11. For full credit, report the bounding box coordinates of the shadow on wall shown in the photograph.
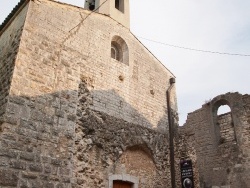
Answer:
[1,87,170,145]
[90,89,153,129]
[75,79,171,187]
[0,86,171,187]
[90,88,171,131]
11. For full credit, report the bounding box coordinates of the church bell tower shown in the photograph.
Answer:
[84,0,130,29]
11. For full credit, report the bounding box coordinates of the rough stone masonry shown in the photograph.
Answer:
[1,0,250,188]
[179,92,250,188]
[0,0,178,187]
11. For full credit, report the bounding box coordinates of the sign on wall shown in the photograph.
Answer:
[180,159,194,188]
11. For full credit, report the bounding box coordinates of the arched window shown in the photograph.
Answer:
[111,42,120,61]
[217,105,231,116]
[213,100,236,144]
[109,174,138,188]
[111,35,129,65]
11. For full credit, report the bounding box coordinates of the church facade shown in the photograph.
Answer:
[1,1,250,188]
[0,0,178,187]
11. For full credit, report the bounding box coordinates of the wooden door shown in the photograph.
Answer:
[113,180,133,188]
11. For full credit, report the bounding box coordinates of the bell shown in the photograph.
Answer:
[89,4,95,10]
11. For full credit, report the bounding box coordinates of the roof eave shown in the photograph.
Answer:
[0,0,29,36]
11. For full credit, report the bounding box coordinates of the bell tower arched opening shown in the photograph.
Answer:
[84,0,130,28]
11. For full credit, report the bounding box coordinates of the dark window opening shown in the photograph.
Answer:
[115,0,120,10]
[89,0,95,10]
[113,180,133,188]
[111,41,121,61]
[111,45,119,60]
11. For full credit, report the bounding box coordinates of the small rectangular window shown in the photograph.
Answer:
[88,0,95,11]
[115,0,124,12]
[115,0,120,10]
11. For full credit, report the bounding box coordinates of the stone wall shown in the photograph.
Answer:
[74,77,170,187]
[176,125,200,188]
[217,112,236,143]
[0,0,176,187]
[0,3,28,123]
[180,92,250,188]
[1,90,76,187]
[2,1,250,188]
[16,0,176,130]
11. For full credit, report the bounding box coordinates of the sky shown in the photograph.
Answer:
[1,0,250,125]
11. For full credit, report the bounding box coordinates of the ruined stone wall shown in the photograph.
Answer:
[74,78,170,187]
[0,0,176,187]
[0,4,28,122]
[180,92,250,188]
[217,113,236,143]
[175,125,200,188]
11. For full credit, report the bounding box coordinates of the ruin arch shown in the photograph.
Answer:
[212,99,236,144]
[111,145,157,187]
[217,105,231,116]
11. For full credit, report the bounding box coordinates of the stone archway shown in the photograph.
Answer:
[212,99,236,144]
[109,174,138,188]
[113,180,133,188]
[111,145,157,188]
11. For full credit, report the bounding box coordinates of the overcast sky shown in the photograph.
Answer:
[1,0,250,125]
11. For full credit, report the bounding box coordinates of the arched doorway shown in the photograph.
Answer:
[109,174,138,188]
[113,180,133,188]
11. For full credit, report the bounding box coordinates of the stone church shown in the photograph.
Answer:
[0,0,178,187]
[1,0,250,188]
